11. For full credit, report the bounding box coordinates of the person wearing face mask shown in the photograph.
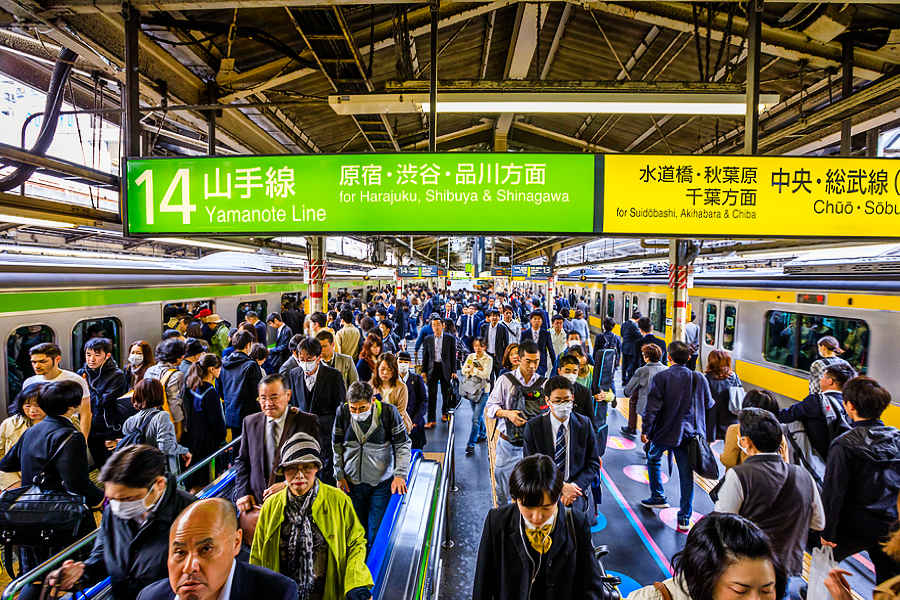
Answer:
[333,381,411,550]
[524,376,600,520]
[396,351,427,451]
[473,454,606,600]
[125,342,155,390]
[46,445,195,600]
[251,432,374,600]
[713,408,823,597]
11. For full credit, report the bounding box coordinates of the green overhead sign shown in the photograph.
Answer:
[124,153,598,236]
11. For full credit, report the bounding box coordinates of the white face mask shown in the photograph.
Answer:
[398,363,410,376]
[738,436,749,455]
[551,401,573,421]
[560,372,578,384]
[110,487,153,520]
[300,360,317,374]
[567,340,581,348]
[522,508,557,531]
[128,354,143,367]
[350,408,372,422]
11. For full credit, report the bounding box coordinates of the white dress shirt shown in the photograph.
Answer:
[486,368,541,435]
[433,335,443,362]
[487,324,498,354]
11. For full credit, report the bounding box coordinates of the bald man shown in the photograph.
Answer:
[137,498,297,600]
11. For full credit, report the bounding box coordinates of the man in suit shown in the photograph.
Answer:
[266,312,293,371]
[442,299,459,323]
[234,373,319,515]
[244,311,268,346]
[315,329,359,388]
[479,308,509,377]
[457,304,482,352]
[421,313,459,428]
[287,336,346,485]
[620,311,643,384]
[524,375,601,520]
[520,310,554,376]
[637,316,668,365]
[278,334,303,378]
[136,498,298,600]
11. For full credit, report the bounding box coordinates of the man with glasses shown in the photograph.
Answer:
[234,374,319,516]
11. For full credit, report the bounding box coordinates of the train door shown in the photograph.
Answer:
[701,300,739,366]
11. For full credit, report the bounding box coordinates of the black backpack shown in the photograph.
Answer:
[115,409,159,451]
[502,373,547,446]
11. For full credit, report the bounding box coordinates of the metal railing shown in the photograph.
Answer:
[1,437,242,600]
[422,410,455,600]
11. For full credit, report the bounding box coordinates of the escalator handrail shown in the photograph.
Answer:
[1,437,242,600]
[422,412,454,599]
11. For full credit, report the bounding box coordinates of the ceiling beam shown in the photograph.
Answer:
[511,121,615,153]
[495,3,548,152]
[404,121,494,150]
[585,1,894,80]
[540,3,571,81]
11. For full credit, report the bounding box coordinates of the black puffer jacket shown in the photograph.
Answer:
[78,358,129,436]
[221,350,262,429]
[83,475,194,600]
[823,419,900,556]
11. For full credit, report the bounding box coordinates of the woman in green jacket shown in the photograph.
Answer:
[250,431,374,600]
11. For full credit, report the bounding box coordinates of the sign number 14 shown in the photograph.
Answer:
[134,168,197,225]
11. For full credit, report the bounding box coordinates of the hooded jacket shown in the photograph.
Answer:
[221,350,263,429]
[78,358,128,436]
[822,419,900,556]
[83,474,195,600]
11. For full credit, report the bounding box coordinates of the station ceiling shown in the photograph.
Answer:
[0,0,898,266]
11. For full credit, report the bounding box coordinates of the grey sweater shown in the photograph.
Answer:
[623,361,667,416]
[122,409,189,473]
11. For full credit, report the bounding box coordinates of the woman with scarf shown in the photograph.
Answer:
[251,432,374,600]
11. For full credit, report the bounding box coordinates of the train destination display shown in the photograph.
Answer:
[125,153,900,239]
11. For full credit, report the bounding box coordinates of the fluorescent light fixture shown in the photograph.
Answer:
[149,237,256,253]
[0,214,77,229]
[330,92,780,116]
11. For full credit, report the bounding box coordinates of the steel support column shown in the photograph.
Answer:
[308,236,327,316]
[841,38,854,156]
[866,128,879,157]
[743,0,761,155]
[669,240,687,343]
[428,1,438,153]
[123,4,141,158]
[207,111,216,155]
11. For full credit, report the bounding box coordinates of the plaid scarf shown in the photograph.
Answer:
[282,480,319,600]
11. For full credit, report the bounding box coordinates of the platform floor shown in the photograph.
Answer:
[436,393,877,600]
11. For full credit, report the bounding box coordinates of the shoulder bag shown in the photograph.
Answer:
[685,372,720,480]
[0,433,91,546]
[727,375,746,416]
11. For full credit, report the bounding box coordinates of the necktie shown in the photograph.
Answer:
[466,316,471,337]
[524,524,553,554]
[266,419,278,474]
[555,423,567,475]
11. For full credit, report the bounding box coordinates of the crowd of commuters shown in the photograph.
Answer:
[0,285,896,600]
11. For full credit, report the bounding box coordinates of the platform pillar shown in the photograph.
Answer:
[123,3,141,159]
[669,240,698,343]
[308,236,326,317]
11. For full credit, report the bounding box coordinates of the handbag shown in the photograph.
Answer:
[684,373,720,480]
[459,375,485,402]
[0,433,91,546]
[238,505,261,546]
[728,383,746,416]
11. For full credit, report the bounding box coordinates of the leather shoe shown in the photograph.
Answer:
[424,421,436,429]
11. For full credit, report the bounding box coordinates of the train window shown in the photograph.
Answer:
[632,295,640,317]
[72,317,122,372]
[723,305,737,351]
[7,325,55,399]
[281,293,301,310]
[163,300,215,332]
[623,296,631,322]
[237,300,268,325]
[606,294,615,319]
[764,311,868,374]
[648,298,666,332]
[705,304,718,346]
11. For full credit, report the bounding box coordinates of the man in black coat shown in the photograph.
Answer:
[637,316,668,365]
[136,498,298,600]
[234,373,319,514]
[421,313,459,427]
[78,336,129,468]
[398,351,428,450]
[519,310,554,376]
[524,376,600,520]
[286,337,345,485]
[265,312,293,371]
[473,455,607,600]
[48,446,195,600]
[620,311,643,383]
[479,308,509,377]
[221,331,262,438]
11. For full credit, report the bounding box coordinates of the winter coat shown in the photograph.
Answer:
[221,351,262,429]
[79,358,128,436]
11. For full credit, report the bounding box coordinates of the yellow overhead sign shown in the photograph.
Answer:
[602,155,900,238]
